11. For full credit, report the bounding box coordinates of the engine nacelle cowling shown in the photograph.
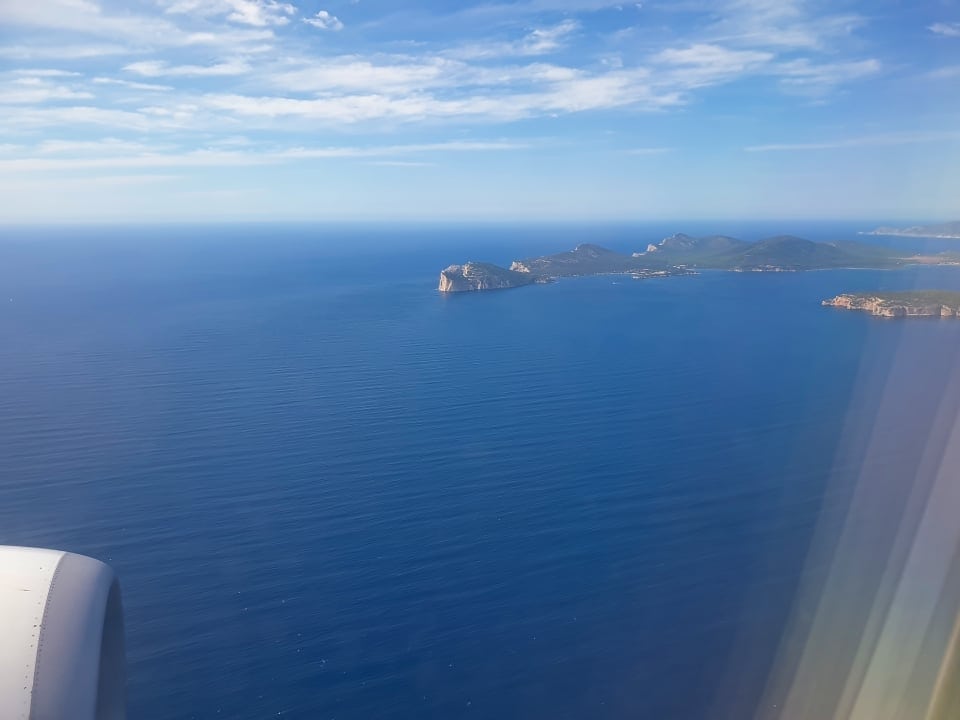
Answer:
[0,546,126,720]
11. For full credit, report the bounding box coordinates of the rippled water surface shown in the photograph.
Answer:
[2,223,959,719]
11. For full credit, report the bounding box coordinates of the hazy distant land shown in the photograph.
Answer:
[823,291,960,318]
[860,221,960,239]
[438,233,960,292]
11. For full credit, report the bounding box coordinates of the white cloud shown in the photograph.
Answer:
[649,41,878,97]
[268,57,583,95]
[449,20,580,59]
[93,77,174,91]
[200,66,679,124]
[0,0,277,50]
[775,58,881,94]
[162,0,296,27]
[0,140,531,172]
[35,138,169,155]
[0,105,181,131]
[0,174,181,193]
[655,43,772,70]
[745,130,960,152]
[652,44,773,89]
[365,160,435,167]
[123,60,251,77]
[517,19,580,54]
[0,44,133,60]
[927,65,960,80]
[303,10,343,31]
[929,22,960,38]
[6,68,81,78]
[706,0,864,50]
[270,58,456,93]
[0,77,94,104]
[1,0,175,37]
[202,70,681,124]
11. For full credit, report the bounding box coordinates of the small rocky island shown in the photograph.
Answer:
[823,291,960,318]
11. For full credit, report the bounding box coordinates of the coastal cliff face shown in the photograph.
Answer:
[438,262,538,292]
[823,294,960,318]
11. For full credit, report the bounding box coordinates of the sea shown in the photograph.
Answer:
[2,221,959,719]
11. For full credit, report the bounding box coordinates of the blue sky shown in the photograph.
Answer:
[0,0,958,222]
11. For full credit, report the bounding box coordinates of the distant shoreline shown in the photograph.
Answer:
[859,231,960,240]
[439,234,960,292]
[859,221,960,240]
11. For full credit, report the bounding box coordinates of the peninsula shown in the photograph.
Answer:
[860,222,960,240]
[822,291,960,318]
[438,233,953,292]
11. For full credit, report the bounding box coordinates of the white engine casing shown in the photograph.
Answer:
[0,546,125,720]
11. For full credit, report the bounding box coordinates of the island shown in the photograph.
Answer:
[822,291,960,318]
[860,222,960,240]
[438,262,541,292]
[438,233,960,293]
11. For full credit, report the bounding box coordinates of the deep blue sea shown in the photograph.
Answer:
[2,222,960,719]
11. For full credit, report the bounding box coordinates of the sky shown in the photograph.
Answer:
[0,0,958,222]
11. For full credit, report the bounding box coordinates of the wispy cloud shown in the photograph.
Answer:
[745,130,960,152]
[0,140,532,172]
[162,0,296,27]
[706,0,865,50]
[303,10,343,31]
[926,65,960,80]
[775,58,881,94]
[0,43,133,60]
[0,77,93,105]
[929,22,960,38]
[200,67,680,124]
[654,43,772,83]
[0,0,276,48]
[124,60,251,77]
[267,57,463,94]
[364,160,436,167]
[1,105,180,131]
[35,138,172,154]
[92,77,174,92]
[0,174,181,193]
[626,147,673,155]
[7,68,81,78]
[449,20,580,59]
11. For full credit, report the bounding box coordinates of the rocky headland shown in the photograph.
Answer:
[822,291,960,318]
[438,262,541,292]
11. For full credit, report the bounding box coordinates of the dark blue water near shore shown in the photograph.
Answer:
[2,223,960,719]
